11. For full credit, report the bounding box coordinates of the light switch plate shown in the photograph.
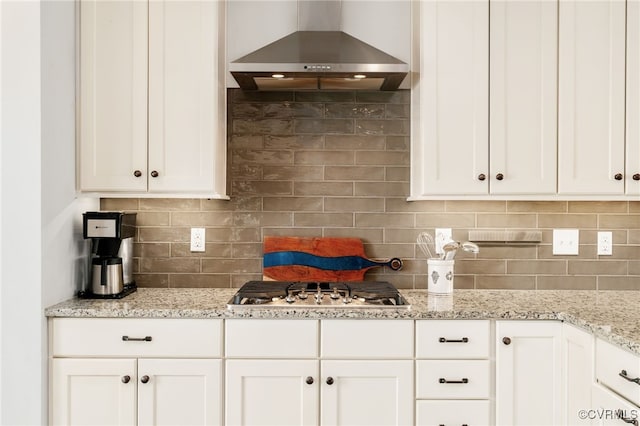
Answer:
[552,229,579,255]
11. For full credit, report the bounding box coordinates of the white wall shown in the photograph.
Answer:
[1,1,98,423]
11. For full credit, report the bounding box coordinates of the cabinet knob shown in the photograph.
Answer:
[615,173,623,181]
[496,173,504,181]
[150,171,159,178]
[326,377,334,385]
[502,337,511,345]
[133,170,142,178]
[140,375,150,384]
[633,174,640,181]
[121,375,131,384]
[478,174,486,181]
[305,376,314,385]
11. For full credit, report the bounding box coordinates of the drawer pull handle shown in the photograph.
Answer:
[619,370,640,385]
[439,337,469,343]
[439,424,469,426]
[122,336,152,342]
[616,410,639,425]
[439,378,469,384]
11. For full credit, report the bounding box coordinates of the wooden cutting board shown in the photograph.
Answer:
[263,236,402,282]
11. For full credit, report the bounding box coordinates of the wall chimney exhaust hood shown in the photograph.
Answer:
[229,0,409,91]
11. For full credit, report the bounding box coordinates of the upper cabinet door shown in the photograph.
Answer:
[490,0,558,195]
[148,0,225,195]
[628,0,640,196]
[558,0,626,195]
[78,0,148,192]
[411,0,489,197]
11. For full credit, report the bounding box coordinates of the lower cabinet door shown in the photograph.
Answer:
[137,359,222,426]
[51,358,137,426]
[225,359,319,426]
[416,400,491,426]
[591,384,640,426]
[321,360,413,426]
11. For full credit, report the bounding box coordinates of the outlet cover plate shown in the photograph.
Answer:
[190,228,205,252]
[435,228,452,255]
[597,231,613,255]
[552,229,579,255]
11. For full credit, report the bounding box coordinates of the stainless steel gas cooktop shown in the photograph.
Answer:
[227,281,410,310]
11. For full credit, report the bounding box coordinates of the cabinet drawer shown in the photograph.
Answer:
[416,360,490,399]
[225,319,318,358]
[416,320,490,359]
[416,400,491,426]
[51,318,222,357]
[596,338,640,406]
[321,320,413,359]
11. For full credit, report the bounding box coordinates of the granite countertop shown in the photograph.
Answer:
[45,288,640,355]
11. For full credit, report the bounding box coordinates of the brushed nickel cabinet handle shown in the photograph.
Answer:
[478,174,486,181]
[133,170,142,177]
[140,375,150,384]
[496,173,504,181]
[633,174,640,181]
[503,337,511,345]
[305,376,314,385]
[121,375,131,384]
[150,170,159,178]
[326,377,334,385]
[615,173,623,181]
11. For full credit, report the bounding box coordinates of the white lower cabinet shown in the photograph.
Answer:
[225,359,319,426]
[321,360,413,426]
[49,318,223,426]
[415,320,492,426]
[563,323,594,425]
[224,319,414,426]
[496,320,563,425]
[591,383,640,426]
[416,400,491,426]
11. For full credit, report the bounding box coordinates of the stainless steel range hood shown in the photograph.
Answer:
[229,1,409,91]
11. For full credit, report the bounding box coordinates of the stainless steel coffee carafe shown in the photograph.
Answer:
[91,257,124,295]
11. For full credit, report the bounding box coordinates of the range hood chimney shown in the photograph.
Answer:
[229,0,409,91]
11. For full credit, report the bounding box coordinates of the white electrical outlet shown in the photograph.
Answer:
[552,229,579,255]
[435,228,453,255]
[190,228,205,252]
[597,231,613,255]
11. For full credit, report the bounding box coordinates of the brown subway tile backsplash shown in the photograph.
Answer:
[101,89,640,290]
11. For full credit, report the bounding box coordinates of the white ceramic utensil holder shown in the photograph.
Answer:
[427,259,454,294]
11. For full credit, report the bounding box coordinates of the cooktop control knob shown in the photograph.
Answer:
[330,288,341,300]
[285,291,296,304]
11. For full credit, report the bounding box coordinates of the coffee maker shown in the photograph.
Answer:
[81,211,137,298]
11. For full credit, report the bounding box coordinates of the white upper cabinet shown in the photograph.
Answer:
[412,0,557,198]
[628,0,640,196]
[78,1,148,193]
[411,0,489,196]
[558,0,626,195]
[78,0,227,198]
[490,0,558,195]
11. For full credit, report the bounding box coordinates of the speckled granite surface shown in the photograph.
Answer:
[45,288,640,355]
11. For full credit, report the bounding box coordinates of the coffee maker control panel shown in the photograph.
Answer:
[83,212,136,239]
